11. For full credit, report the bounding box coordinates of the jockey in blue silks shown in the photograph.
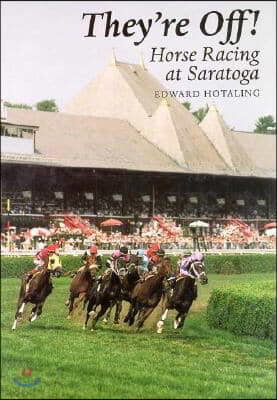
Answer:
[179,251,204,276]
[136,249,149,274]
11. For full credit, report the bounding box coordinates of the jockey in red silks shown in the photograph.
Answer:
[179,252,204,276]
[147,246,165,272]
[147,243,160,260]
[33,244,60,273]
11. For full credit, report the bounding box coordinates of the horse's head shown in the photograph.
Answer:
[157,256,173,278]
[189,261,208,285]
[84,254,97,269]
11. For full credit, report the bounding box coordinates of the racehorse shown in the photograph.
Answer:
[83,268,122,331]
[123,257,173,330]
[156,261,208,334]
[103,258,141,324]
[66,254,99,319]
[12,264,55,330]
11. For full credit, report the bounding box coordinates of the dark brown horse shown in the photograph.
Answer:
[66,254,99,319]
[123,257,173,330]
[12,265,54,330]
[156,261,208,334]
[103,259,141,324]
[83,269,122,331]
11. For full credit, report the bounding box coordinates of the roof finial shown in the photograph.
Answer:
[109,48,117,66]
[139,51,146,70]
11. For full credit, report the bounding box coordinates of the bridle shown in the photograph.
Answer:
[187,262,206,281]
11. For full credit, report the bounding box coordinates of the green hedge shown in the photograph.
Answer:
[1,254,276,278]
[207,280,276,340]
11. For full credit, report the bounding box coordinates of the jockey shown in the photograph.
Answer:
[136,249,149,275]
[147,243,160,260]
[179,251,204,276]
[27,243,60,283]
[106,246,129,272]
[33,243,59,271]
[148,248,165,272]
[77,245,102,273]
[81,245,98,261]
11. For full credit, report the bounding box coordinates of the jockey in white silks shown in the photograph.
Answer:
[179,251,205,276]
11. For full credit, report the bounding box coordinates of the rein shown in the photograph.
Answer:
[190,263,206,280]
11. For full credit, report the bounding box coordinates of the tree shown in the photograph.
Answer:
[182,102,191,111]
[254,115,276,134]
[36,99,58,112]
[192,105,209,123]
[182,102,209,122]
[4,101,32,110]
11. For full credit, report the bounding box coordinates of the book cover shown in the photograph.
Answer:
[1,1,276,399]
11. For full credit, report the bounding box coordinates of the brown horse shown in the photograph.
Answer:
[123,257,173,330]
[12,265,54,330]
[66,254,99,319]
[156,261,208,334]
[83,269,122,331]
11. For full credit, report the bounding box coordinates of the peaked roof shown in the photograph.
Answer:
[142,99,231,175]
[3,108,185,173]
[2,57,275,179]
[63,59,163,132]
[199,105,257,175]
[235,131,276,176]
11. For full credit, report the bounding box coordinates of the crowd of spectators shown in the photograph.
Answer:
[1,215,276,253]
[2,189,274,220]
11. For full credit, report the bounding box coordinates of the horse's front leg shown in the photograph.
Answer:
[83,296,98,329]
[174,302,192,329]
[75,292,86,315]
[136,306,155,330]
[128,303,139,327]
[157,308,169,334]
[29,304,39,323]
[67,293,75,320]
[12,300,26,330]
[123,302,133,323]
[91,302,110,331]
[103,301,114,324]
[113,300,122,324]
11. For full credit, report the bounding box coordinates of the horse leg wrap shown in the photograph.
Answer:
[19,302,25,314]
[89,310,96,318]
[30,312,37,322]
[12,320,17,330]
[157,320,164,334]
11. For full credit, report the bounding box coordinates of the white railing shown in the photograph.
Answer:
[1,248,276,257]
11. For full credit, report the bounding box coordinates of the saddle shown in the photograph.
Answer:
[139,273,156,283]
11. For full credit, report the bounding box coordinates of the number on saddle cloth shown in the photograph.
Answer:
[47,254,62,271]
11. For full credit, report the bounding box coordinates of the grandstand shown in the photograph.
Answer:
[1,55,276,233]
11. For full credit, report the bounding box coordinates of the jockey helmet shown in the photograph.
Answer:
[47,244,57,253]
[156,248,165,257]
[90,245,98,254]
[120,246,128,255]
[191,252,204,262]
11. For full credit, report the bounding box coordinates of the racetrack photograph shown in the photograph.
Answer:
[1,254,276,399]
